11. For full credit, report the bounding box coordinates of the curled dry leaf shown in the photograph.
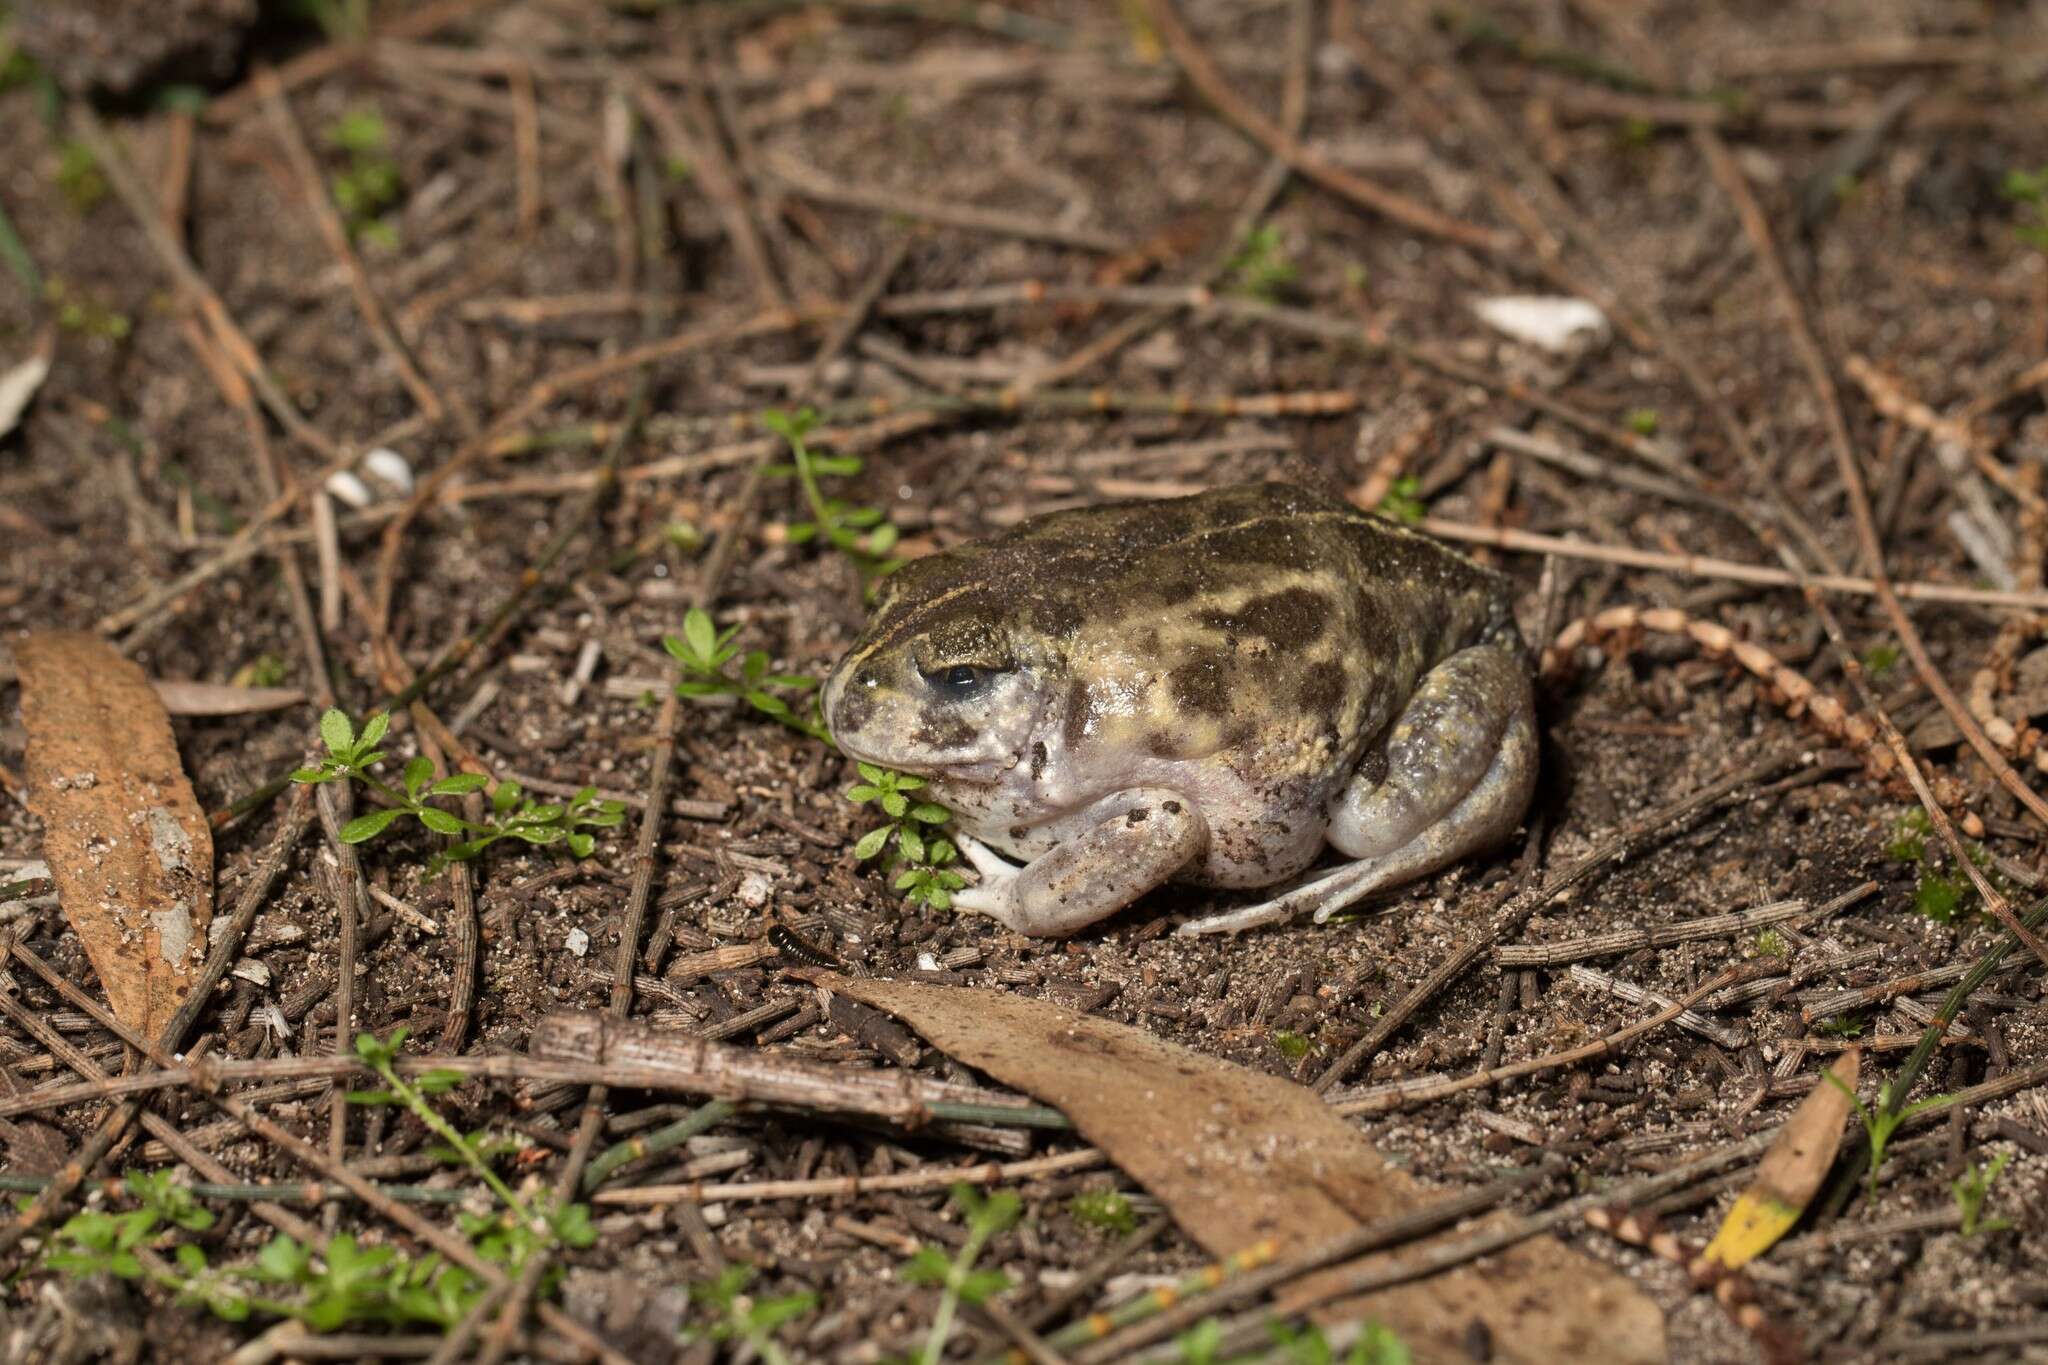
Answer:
[16,633,214,1040]
[1703,1049,1860,1271]
[151,679,307,716]
[823,974,1663,1363]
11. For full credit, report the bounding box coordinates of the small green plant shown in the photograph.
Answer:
[44,277,130,340]
[324,106,402,247]
[1176,1318,1225,1364]
[1815,1013,1864,1039]
[1913,871,1967,923]
[54,139,105,212]
[845,763,965,910]
[680,1264,815,1365]
[1272,1029,1312,1061]
[901,1184,1021,1365]
[1825,1071,1954,1203]
[762,407,904,586]
[292,709,625,865]
[2003,166,2048,253]
[1374,475,1426,525]
[1952,1151,2014,1236]
[665,608,828,741]
[1224,224,1298,302]
[1753,929,1788,958]
[1861,642,1901,679]
[1068,1189,1138,1237]
[233,653,290,689]
[1271,1318,1412,1365]
[1625,408,1660,437]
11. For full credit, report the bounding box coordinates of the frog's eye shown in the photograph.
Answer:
[921,663,998,700]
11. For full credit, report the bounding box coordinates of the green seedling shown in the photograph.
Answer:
[44,277,130,340]
[1069,1189,1139,1237]
[292,708,625,866]
[1861,642,1900,679]
[1753,929,1788,958]
[233,653,289,689]
[1952,1151,2014,1236]
[55,139,105,212]
[324,105,402,247]
[665,607,829,742]
[1225,224,1298,302]
[1914,872,1967,923]
[1375,475,1426,526]
[845,763,965,910]
[761,406,905,586]
[901,1184,1021,1365]
[1273,1029,1312,1061]
[1271,1318,1412,1365]
[1815,1014,1864,1039]
[2003,166,2048,253]
[680,1264,816,1365]
[1824,1070,1953,1204]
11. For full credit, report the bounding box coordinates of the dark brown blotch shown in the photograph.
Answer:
[1297,659,1345,716]
[1168,654,1233,717]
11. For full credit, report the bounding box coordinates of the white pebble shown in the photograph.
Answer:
[1472,295,1610,354]
[737,871,774,909]
[362,447,415,493]
[324,470,374,508]
[565,927,590,957]
[916,952,940,972]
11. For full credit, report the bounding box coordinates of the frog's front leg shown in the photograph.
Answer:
[952,789,1208,937]
[1178,642,1535,935]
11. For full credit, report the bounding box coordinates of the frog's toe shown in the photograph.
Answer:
[953,832,1021,882]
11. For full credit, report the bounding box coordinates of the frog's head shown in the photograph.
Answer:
[823,553,1054,784]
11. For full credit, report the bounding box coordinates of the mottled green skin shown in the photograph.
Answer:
[824,482,1526,893]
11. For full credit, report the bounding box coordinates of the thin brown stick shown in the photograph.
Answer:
[256,66,460,429]
[1140,0,1508,254]
[632,75,788,311]
[593,1148,1105,1206]
[762,151,1127,253]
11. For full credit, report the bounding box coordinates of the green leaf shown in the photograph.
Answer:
[429,773,488,796]
[568,832,595,859]
[552,1202,598,1248]
[853,825,893,860]
[492,780,521,814]
[900,1247,951,1286]
[416,807,467,836]
[898,825,925,863]
[845,784,883,804]
[339,807,404,843]
[683,609,716,663]
[345,1088,398,1105]
[955,1267,1010,1305]
[403,756,434,798]
[748,1290,818,1333]
[291,766,333,784]
[881,791,908,819]
[786,521,819,544]
[743,651,769,684]
[174,1242,208,1275]
[320,708,354,755]
[254,1236,311,1284]
[745,691,791,718]
[908,802,950,824]
[857,763,886,783]
[675,679,729,698]
[359,711,391,748]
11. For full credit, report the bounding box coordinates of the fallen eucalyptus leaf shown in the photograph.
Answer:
[17,633,214,1039]
[151,679,307,716]
[1703,1049,1859,1270]
[822,974,1663,1363]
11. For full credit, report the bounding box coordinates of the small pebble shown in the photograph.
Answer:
[565,927,590,957]
[362,447,414,493]
[324,470,374,509]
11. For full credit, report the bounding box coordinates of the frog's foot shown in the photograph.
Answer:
[948,791,1206,937]
[1177,642,1537,936]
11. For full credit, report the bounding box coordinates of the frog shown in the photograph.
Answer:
[820,481,1537,936]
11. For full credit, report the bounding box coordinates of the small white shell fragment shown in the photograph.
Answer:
[231,960,272,987]
[565,927,590,957]
[916,951,940,972]
[324,470,374,508]
[362,447,414,493]
[1472,295,1610,354]
[737,870,773,909]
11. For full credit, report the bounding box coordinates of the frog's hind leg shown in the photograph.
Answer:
[1177,644,1535,936]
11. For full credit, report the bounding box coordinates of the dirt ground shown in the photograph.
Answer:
[3,0,2048,1360]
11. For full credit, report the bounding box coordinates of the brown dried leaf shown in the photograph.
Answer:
[17,633,214,1040]
[1703,1048,1859,1270]
[825,974,1663,1363]
[151,680,307,716]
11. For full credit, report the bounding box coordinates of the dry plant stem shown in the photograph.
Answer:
[313,780,370,1225]
[1074,1164,1557,1363]
[1495,884,1875,967]
[69,106,343,463]
[592,1148,1106,1207]
[1694,130,2048,971]
[201,0,495,125]
[1417,519,2048,611]
[0,785,315,1259]
[1140,0,1510,254]
[257,66,455,428]
[762,152,1127,253]
[419,726,480,1053]
[1310,745,1810,1090]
